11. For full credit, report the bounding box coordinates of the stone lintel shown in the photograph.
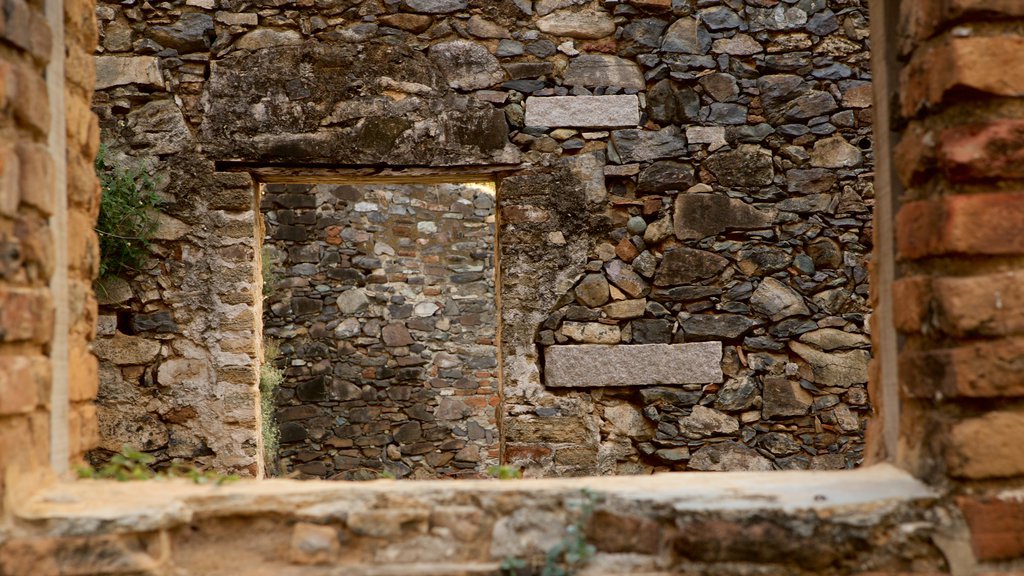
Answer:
[544,342,723,387]
[525,95,640,129]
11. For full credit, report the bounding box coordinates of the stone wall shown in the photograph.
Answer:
[88,0,875,476]
[0,0,100,503]
[262,182,500,479]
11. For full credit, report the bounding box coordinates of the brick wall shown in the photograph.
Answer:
[891,0,1024,565]
[0,0,100,510]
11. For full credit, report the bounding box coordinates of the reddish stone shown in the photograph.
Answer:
[324,225,342,245]
[958,495,1024,561]
[896,193,1024,259]
[939,119,1024,182]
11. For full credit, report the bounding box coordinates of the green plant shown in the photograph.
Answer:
[77,445,239,485]
[487,464,523,479]
[94,146,161,279]
[260,340,284,475]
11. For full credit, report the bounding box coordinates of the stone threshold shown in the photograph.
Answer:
[17,464,935,537]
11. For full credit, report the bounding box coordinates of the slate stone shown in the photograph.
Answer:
[789,341,869,387]
[402,0,468,13]
[525,95,640,128]
[504,62,554,79]
[749,277,809,320]
[784,91,838,120]
[130,311,179,333]
[700,6,742,30]
[762,376,812,418]
[699,73,739,102]
[650,285,724,302]
[786,168,836,194]
[610,127,688,163]
[707,103,748,125]
[807,9,839,36]
[429,40,505,90]
[678,405,739,439]
[674,194,776,240]
[603,259,650,298]
[737,247,792,275]
[715,376,760,411]
[654,247,729,286]
[297,377,329,402]
[777,193,832,213]
[631,319,674,344]
[761,432,802,456]
[647,80,700,124]
[563,54,645,89]
[662,17,711,54]
[680,314,760,340]
[798,328,870,351]
[148,13,214,53]
[704,145,774,187]
[806,237,843,269]
[640,387,702,407]
[382,323,415,346]
[545,343,724,387]
[757,74,807,123]
[688,441,773,471]
[637,161,695,193]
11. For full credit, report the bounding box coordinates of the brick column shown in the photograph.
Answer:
[889,0,1024,564]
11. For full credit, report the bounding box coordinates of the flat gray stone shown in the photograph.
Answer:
[429,40,505,90]
[525,95,639,129]
[95,56,163,90]
[545,343,723,387]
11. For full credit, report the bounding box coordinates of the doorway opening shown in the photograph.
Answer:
[258,180,500,479]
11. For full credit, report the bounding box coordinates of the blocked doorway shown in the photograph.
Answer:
[260,181,500,479]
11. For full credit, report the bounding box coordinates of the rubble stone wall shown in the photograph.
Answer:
[89,0,875,476]
[262,182,500,479]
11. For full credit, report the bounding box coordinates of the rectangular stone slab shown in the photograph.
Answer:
[525,95,640,129]
[545,343,723,387]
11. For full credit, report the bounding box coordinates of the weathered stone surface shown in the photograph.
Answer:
[654,248,728,286]
[798,328,869,351]
[604,259,650,298]
[715,376,761,411]
[563,55,645,89]
[678,405,739,438]
[789,341,869,387]
[429,40,504,90]
[705,145,774,187]
[648,80,700,124]
[810,135,863,168]
[762,377,813,418]
[689,441,773,471]
[95,56,163,90]
[148,12,214,53]
[575,273,610,308]
[662,17,711,54]
[562,321,620,344]
[336,289,370,315]
[749,278,809,321]
[402,0,467,13]
[536,10,616,39]
[637,161,694,193]
[545,343,724,387]
[603,298,646,319]
[525,95,640,129]
[92,334,161,366]
[680,314,760,340]
[674,194,776,240]
[234,28,303,50]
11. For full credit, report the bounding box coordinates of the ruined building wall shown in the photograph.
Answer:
[89,0,874,476]
[0,0,100,507]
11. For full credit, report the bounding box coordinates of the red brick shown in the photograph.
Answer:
[901,0,1024,46]
[893,122,935,188]
[896,193,1024,259]
[16,141,54,216]
[902,337,1024,398]
[901,37,1024,118]
[0,286,52,344]
[948,410,1024,478]
[892,276,933,334]
[939,120,1024,182]
[958,495,1024,561]
[0,355,46,415]
[933,272,1024,337]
